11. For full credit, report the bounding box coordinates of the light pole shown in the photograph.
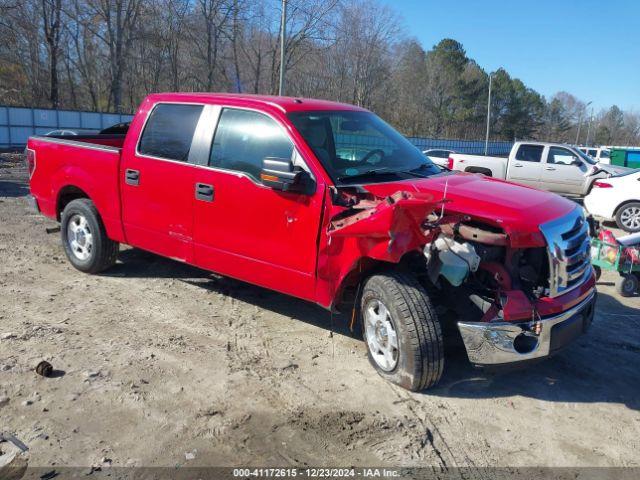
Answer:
[484,72,493,156]
[585,108,594,146]
[575,101,592,145]
[278,0,287,96]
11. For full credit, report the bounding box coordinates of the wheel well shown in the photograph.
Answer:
[56,186,89,221]
[332,258,387,313]
[465,167,493,176]
[332,253,426,313]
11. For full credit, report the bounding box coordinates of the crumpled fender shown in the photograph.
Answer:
[315,190,438,309]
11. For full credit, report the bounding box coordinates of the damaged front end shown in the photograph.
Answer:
[321,185,596,367]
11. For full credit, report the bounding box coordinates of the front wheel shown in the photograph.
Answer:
[61,198,119,273]
[360,271,444,391]
[615,202,640,233]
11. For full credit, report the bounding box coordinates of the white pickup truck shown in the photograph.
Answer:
[447,141,627,196]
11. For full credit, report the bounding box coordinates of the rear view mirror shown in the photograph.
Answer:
[260,157,312,194]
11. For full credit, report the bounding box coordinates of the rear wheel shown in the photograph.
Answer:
[61,198,119,273]
[615,274,638,297]
[360,271,443,391]
[615,202,640,233]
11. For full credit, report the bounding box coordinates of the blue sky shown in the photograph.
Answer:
[379,0,640,111]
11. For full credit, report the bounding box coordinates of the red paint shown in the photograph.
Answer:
[535,274,596,317]
[28,92,595,319]
[364,173,577,248]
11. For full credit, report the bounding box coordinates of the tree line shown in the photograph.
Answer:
[0,0,638,145]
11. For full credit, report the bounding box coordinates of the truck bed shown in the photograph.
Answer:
[42,134,126,149]
[27,134,126,242]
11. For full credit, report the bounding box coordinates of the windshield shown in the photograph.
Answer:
[288,110,440,184]
[574,148,597,165]
[601,149,611,158]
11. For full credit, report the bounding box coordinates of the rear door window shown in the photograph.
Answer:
[515,144,544,162]
[209,108,293,181]
[138,103,204,161]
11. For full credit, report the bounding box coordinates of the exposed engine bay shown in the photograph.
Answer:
[328,186,551,325]
[421,211,551,323]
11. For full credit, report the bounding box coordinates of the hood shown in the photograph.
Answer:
[600,164,631,175]
[361,172,578,248]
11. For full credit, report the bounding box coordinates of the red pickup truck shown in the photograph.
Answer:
[27,93,596,391]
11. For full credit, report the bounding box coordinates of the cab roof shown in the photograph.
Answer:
[144,92,368,114]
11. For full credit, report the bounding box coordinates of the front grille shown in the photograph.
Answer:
[539,207,592,298]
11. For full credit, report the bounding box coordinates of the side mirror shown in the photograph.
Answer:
[260,157,312,194]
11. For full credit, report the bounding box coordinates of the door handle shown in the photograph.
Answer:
[513,163,523,167]
[125,169,140,186]
[195,183,214,202]
[545,167,556,171]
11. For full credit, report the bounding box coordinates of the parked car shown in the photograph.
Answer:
[448,141,628,196]
[99,122,130,135]
[423,148,455,167]
[26,93,596,391]
[45,129,77,136]
[584,170,640,232]
[578,146,611,164]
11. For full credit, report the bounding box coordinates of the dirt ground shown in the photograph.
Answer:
[1,154,639,473]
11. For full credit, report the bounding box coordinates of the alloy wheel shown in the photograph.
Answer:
[363,298,399,372]
[66,213,93,261]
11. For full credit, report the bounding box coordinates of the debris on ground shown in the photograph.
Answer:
[35,361,53,377]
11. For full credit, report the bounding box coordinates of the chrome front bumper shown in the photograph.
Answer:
[457,290,596,366]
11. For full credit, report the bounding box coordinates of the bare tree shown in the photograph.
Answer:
[1,0,638,147]
[42,0,63,108]
[191,0,233,91]
[89,0,144,112]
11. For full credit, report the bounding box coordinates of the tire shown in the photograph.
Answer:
[615,274,638,297]
[60,198,119,273]
[360,271,444,391]
[615,202,640,233]
[593,265,602,281]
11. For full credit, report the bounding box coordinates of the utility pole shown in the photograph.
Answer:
[585,108,594,146]
[575,101,592,145]
[278,0,287,96]
[484,73,492,156]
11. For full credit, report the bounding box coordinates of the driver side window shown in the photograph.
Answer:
[209,108,293,181]
[547,147,578,166]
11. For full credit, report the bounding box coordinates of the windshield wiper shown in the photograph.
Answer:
[404,163,443,177]
[337,168,399,183]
